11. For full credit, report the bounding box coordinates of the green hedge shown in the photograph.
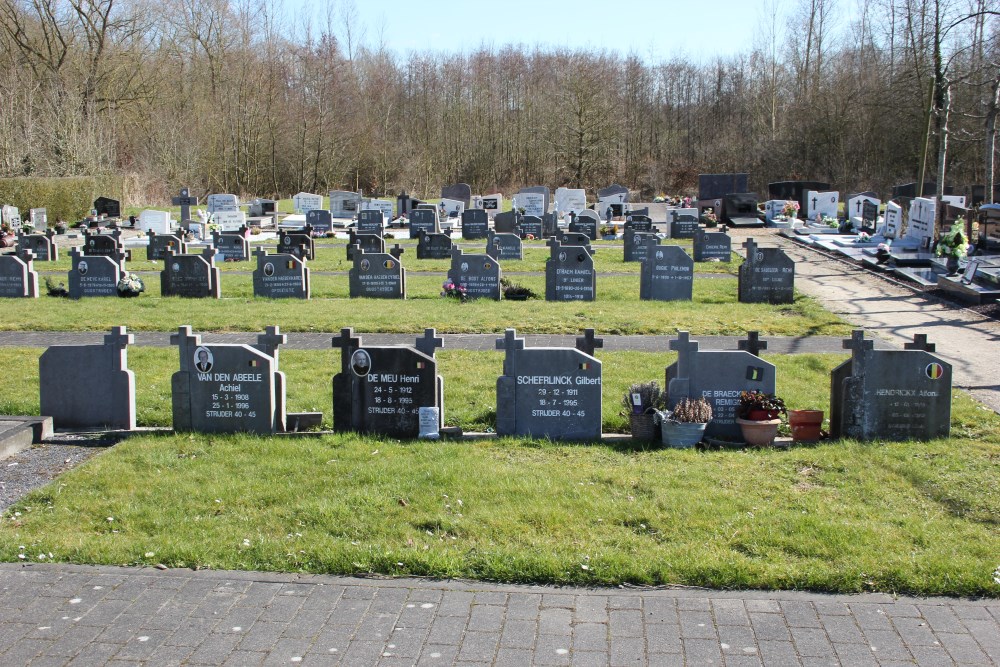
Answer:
[0,176,125,225]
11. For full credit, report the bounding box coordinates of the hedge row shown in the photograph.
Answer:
[0,176,125,225]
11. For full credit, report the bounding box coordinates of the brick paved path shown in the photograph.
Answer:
[1,564,996,666]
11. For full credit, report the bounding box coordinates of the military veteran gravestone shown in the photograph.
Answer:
[276,226,315,261]
[738,238,794,304]
[146,230,187,261]
[349,245,406,299]
[519,215,543,239]
[447,248,502,300]
[830,331,951,441]
[171,325,284,434]
[0,251,39,298]
[346,231,385,260]
[83,229,124,257]
[306,209,333,235]
[409,208,439,236]
[623,227,660,262]
[486,230,523,261]
[495,328,602,441]
[39,326,136,430]
[693,227,732,262]
[17,230,57,262]
[417,229,454,259]
[640,244,693,301]
[665,331,777,440]
[160,248,221,298]
[212,230,250,261]
[669,210,700,238]
[356,209,385,235]
[331,328,445,438]
[68,247,123,298]
[569,217,598,240]
[461,209,489,239]
[252,247,310,299]
[545,238,596,301]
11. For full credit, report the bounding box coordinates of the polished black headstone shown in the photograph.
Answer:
[623,228,659,262]
[160,248,221,298]
[461,209,489,239]
[252,248,310,299]
[417,230,454,259]
[349,245,406,299]
[693,228,732,262]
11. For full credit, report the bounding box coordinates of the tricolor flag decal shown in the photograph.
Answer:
[925,363,944,380]
[416,361,426,369]
[579,363,590,370]
[746,366,764,382]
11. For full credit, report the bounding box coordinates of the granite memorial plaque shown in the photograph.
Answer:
[640,244,693,301]
[0,251,39,298]
[623,228,659,262]
[738,238,794,304]
[331,328,444,438]
[93,197,121,218]
[252,247,310,299]
[447,248,501,300]
[146,231,187,261]
[68,247,122,298]
[417,230,454,259]
[495,328,602,440]
[346,231,385,260]
[545,238,596,301]
[161,248,221,298]
[212,230,250,261]
[461,209,489,239]
[569,218,598,240]
[306,209,333,234]
[693,227,732,262]
[349,245,406,299]
[519,215,543,239]
[486,230,523,261]
[409,208,440,236]
[356,209,385,235]
[493,211,518,234]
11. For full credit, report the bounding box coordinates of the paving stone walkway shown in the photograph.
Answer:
[0,564,996,666]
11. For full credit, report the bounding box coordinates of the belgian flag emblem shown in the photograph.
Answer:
[746,366,764,382]
[579,363,590,370]
[925,363,944,380]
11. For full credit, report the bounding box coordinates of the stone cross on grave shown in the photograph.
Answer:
[904,333,936,352]
[856,199,863,215]
[742,238,758,264]
[575,328,604,357]
[255,325,287,366]
[331,327,362,374]
[496,328,525,376]
[104,326,134,372]
[171,187,198,223]
[842,329,874,374]
[738,331,768,357]
[670,331,700,381]
[170,325,202,368]
[811,195,818,211]
[390,244,405,260]
[415,328,443,358]
[201,246,218,262]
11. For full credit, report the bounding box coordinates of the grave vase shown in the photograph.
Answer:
[945,255,959,276]
[735,418,781,447]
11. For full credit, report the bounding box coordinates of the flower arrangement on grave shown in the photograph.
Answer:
[525,234,535,240]
[781,200,800,218]
[206,222,221,234]
[856,231,872,243]
[500,277,536,300]
[822,216,838,228]
[654,397,713,448]
[600,225,615,237]
[935,219,968,260]
[116,272,145,297]
[621,381,665,442]
[737,391,787,420]
[875,241,892,263]
[701,210,718,226]
[440,279,467,302]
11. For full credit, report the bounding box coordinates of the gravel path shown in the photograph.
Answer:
[0,434,113,511]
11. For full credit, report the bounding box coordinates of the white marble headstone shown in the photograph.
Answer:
[362,198,394,221]
[555,188,587,219]
[206,193,239,214]
[904,197,936,247]
[293,192,324,214]
[138,209,173,234]
[214,209,246,232]
[805,191,840,219]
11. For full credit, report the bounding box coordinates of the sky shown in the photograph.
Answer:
[311,0,771,63]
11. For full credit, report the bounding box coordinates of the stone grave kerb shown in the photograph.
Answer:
[738,331,768,357]
[904,333,936,352]
[575,329,604,357]
[390,244,405,260]
[255,325,287,367]
[170,326,202,369]
[496,328,526,376]
[416,328,444,358]
[104,326,134,373]
[332,327,362,375]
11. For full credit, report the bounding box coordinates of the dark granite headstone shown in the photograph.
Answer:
[417,230,454,259]
[624,217,653,232]
[212,231,250,261]
[862,200,878,229]
[559,232,593,249]
[252,247,310,299]
[640,244,693,301]
[830,331,952,441]
[349,245,406,299]
[722,193,760,226]
[486,230,523,261]
[693,228,732,262]
[698,173,749,200]
[146,231,187,261]
[16,230,57,262]
[409,209,439,236]
[461,209,489,239]
[160,248,221,298]
[738,238,794,304]
[0,251,39,297]
[306,209,333,234]
[441,183,472,208]
[68,247,123,298]
[545,238,596,301]
[346,231,385,260]
[171,325,283,434]
[447,248,502,300]
[665,331,777,440]
[495,328,602,440]
[519,215,543,239]
[541,212,559,238]
[569,218,598,240]
[39,326,135,429]
[356,209,384,235]
[493,210,518,234]
[623,228,660,262]
[276,226,315,261]
[331,328,444,438]
[83,229,124,257]
[93,197,122,219]
[670,212,699,238]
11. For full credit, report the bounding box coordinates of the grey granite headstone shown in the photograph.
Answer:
[68,247,123,298]
[576,209,601,227]
[409,209,440,236]
[545,238,595,301]
[331,328,444,438]
[212,231,250,261]
[417,230,454,259]
[461,209,489,239]
[441,183,472,208]
[670,212,699,239]
[447,248,502,300]
[346,231,385,260]
[349,245,406,299]
[569,219,597,240]
[495,328,602,440]
[623,228,660,262]
[486,230,522,261]
[625,216,653,231]
[83,229,124,257]
[559,231,593,249]
[306,209,333,234]
[39,326,135,429]
[640,244,693,301]
[0,251,39,298]
[16,230,57,262]
[665,331,776,440]
[493,211,518,234]
[519,215,543,239]
[330,190,362,218]
[252,247,310,299]
[276,226,315,261]
[356,209,384,235]
[738,238,795,304]
[147,231,187,261]
[830,331,951,441]
[161,248,221,298]
[693,228,732,262]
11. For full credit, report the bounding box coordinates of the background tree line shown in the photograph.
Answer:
[0,0,997,204]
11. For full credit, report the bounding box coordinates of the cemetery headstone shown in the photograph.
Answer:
[16,230,57,261]
[622,228,660,262]
[493,210,518,234]
[480,194,502,216]
[519,215,543,239]
[93,197,121,219]
[83,229,124,257]
[0,251,39,298]
[68,247,123,298]
[160,248,221,298]
[138,209,172,234]
[516,187,549,217]
[486,230,523,261]
[495,328,602,440]
[170,325,283,434]
[146,231,187,261]
[597,184,630,218]
[699,173,749,200]
[206,193,239,214]
[356,209,384,235]
[330,190,362,218]
[693,227,732,262]
[903,197,936,248]
[293,192,324,214]
[248,199,276,217]
[417,230,454,259]
[461,209,489,239]
[409,208,440,236]
[861,201,879,230]
[349,245,406,299]
[545,238,596,301]
[346,231,385,260]
[304,209,333,235]
[670,211,700,238]
[721,195,759,226]
[665,331,777,440]
[214,209,247,232]
[805,190,840,219]
[847,193,880,222]
[569,217,598,240]
[396,191,424,217]
[441,183,472,208]
[738,238,794,304]
[559,231,593,249]
[252,247,310,299]
[640,244,693,301]
[29,208,47,227]
[1,204,21,227]
[171,188,198,223]
[554,188,587,219]
[331,328,445,438]
[624,216,653,231]
[39,326,136,429]
[212,230,250,261]
[438,198,465,220]
[362,199,394,222]
[447,248,502,300]
[883,201,902,239]
[830,331,951,441]
[276,226,315,261]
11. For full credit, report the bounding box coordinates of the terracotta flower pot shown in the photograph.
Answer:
[788,409,824,443]
[735,418,781,447]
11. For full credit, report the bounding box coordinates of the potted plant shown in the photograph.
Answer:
[116,272,145,298]
[622,381,664,442]
[935,218,968,275]
[701,210,718,227]
[0,222,13,248]
[788,409,824,443]
[600,225,616,239]
[875,241,892,264]
[53,219,68,234]
[655,397,712,448]
[735,390,786,447]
